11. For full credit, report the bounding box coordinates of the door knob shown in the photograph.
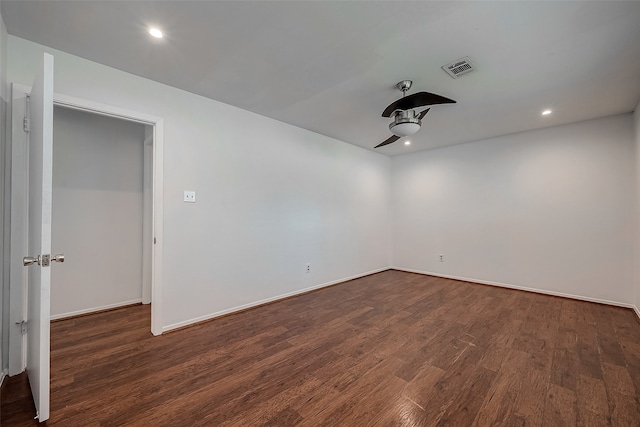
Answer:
[23,254,64,266]
[23,256,40,266]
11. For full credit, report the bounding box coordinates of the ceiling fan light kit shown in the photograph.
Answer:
[389,109,421,136]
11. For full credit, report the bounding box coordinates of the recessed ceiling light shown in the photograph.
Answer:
[542,109,552,116]
[149,28,163,39]
[404,140,411,146]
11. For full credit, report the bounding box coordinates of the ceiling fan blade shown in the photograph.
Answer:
[374,135,400,148]
[417,108,431,120]
[382,92,455,117]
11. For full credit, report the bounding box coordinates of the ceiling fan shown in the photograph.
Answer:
[375,80,456,148]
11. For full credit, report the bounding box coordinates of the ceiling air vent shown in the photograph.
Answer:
[442,57,475,79]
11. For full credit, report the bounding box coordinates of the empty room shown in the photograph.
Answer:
[1,1,640,426]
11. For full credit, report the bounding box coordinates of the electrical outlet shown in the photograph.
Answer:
[306,263,311,273]
[184,191,196,203]
[439,254,444,262]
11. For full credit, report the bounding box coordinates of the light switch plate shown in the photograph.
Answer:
[184,191,196,203]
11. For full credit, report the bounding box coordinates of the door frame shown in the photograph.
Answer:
[8,84,164,374]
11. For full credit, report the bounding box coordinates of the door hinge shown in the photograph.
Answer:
[16,320,27,335]
[23,117,30,133]
[154,237,156,244]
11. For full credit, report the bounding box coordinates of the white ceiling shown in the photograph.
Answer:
[2,1,640,155]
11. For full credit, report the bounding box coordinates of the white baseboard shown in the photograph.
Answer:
[392,267,636,309]
[633,305,640,321]
[163,267,390,333]
[50,299,143,320]
[0,369,7,388]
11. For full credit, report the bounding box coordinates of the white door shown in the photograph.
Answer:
[23,52,56,423]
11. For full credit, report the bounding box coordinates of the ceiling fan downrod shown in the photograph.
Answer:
[397,80,412,96]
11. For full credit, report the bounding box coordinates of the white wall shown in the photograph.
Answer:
[7,36,391,330]
[392,114,636,305]
[51,106,145,318]
[634,101,640,312]
[0,9,7,377]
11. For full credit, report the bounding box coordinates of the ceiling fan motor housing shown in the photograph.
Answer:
[397,80,413,92]
[389,109,421,136]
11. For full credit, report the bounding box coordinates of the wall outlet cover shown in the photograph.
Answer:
[184,191,196,203]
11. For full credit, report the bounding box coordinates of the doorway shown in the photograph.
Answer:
[50,106,151,319]
[8,85,164,376]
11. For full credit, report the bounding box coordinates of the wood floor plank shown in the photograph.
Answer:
[300,356,406,425]
[577,410,611,427]
[621,340,640,394]
[401,345,487,425]
[543,384,577,426]
[551,348,581,391]
[608,390,640,427]
[434,366,496,426]
[512,364,549,426]
[576,329,605,380]
[478,345,510,373]
[222,376,324,426]
[598,334,627,367]
[2,270,640,426]
[403,364,446,404]
[331,370,407,426]
[472,349,529,426]
[602,362,636,397]
[576,374,611,421]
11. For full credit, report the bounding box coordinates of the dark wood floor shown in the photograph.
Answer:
[2,270,640,426]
